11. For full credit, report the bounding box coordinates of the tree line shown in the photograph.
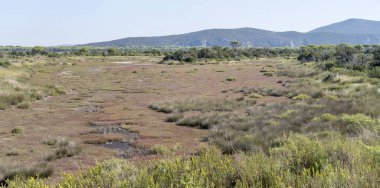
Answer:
[163,44,380,78]
[1,44,379,78]
[0,46,173,58]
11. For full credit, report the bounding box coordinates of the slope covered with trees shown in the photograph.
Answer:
[84,19,380,47]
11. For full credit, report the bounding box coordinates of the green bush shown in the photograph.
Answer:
[8,143,380,188]
[336,113,378,136]
[3,162,53,181]
[150,98,255,114]
[11,127,23,135]
[292,93,311,100]
[165,113,184,122]
[150,145,169,155]
[17,102,30,109]
[0,60,11,67]
[226,77,236,81]
[367,67,380,78]
[46,141,81,161]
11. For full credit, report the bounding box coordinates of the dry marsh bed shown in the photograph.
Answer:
[0,57,285,182]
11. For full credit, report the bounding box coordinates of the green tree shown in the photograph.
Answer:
[107,48,120,56]
[32,46,47,55]
[230,41,240,60]
[372,47,380,67]
[78,47,89,56]
[335,44,356,67]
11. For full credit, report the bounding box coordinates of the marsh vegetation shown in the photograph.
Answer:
[1,46,379,187]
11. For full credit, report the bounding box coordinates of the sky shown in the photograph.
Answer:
[1,0,380,46]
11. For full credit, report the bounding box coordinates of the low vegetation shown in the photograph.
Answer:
[0,58,65,110]
[7,144,379,187]
[11,127,23,135]
[45,139,81,161]
[2,162,53,183]
[150,98,256,114]
[2,46,380,187]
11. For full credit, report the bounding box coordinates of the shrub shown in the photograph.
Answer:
[11,127,23,135]
[242,87,288,97]
[248,93,263,98]
[43,137,65,146]
[177,114,223,129]
[6,151,20,156]
[45,85,65,96]
[226,77,236,81]
[263,72,274,77]
[336,113,378,136]
[165,113,184,122]
[8,144,379,188]
[151,98,256,114]
[0,60,11,67]
[150,145,169,155]
[16,102,30,109]
[46,141,81,161]
[367,67,380,78]
[320,113,338,121]
[3,162,53,181]
[0,92,26,106]
[292,93,311,100]
[270,135,327,174]
[0,103,6,110]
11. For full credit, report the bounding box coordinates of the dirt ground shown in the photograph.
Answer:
[0,56,287,178]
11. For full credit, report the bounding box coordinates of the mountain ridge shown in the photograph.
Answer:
[83,18,380,47]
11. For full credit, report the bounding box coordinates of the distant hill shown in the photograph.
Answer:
[309,18,380,35]
[83,19,380,47]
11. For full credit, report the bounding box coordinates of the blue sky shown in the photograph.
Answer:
[1,0,380,46]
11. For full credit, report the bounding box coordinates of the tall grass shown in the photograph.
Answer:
[0,64,64,110]
[7,141,379,187]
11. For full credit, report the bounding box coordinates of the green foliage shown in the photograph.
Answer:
[150,98,256,113]
[150,145,169,155]
[77,47,89,56]
[371,46,380,67]
[292,93,311,100]
[226,77,236,81]
[31,46,47,55]
[248,93,263,98]
[367,67,380,78]
[163,66,380,154]
[0,60,11,67]
[3,162,53,182]
[337,113,379,136]
[17,102,30,109]
[8,143,380,188]
[165,113,184,122]
[334,44,357,66]
[45,140,81,161]
[11,127,23,135]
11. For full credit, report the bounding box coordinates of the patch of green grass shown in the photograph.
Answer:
[248,93,263,98]
[292,93,311,101]
[150,145,169,155]
[225,77,236,81]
